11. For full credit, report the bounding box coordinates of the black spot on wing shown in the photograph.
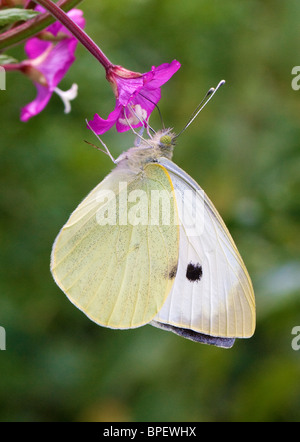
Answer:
[168,264,178,280]
[186,262,202,282]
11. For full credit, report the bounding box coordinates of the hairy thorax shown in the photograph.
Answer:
[115,130,176,172]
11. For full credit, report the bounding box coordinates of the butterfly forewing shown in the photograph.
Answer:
[51,163,179,329]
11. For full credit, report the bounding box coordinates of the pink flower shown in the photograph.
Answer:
[88,60,181,134]
[19,7,85,121]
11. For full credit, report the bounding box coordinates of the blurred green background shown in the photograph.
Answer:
[1,0,300,422]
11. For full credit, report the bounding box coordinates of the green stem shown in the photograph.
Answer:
[0,0,83,51]
[33,0,112,69]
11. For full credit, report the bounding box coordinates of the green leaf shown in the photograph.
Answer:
[0,54,18,64]
[0,8,40,26]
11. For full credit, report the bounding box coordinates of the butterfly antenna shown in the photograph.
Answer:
[85,119,116,164]
[175,79,226,138]
[84,139,110,156]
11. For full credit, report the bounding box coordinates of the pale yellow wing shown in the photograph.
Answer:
[152,158,256,339]
[51,163,179,329]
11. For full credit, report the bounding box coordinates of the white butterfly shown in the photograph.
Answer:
[51,83,255,348]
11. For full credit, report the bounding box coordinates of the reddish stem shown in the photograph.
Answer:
[33,0,112,70]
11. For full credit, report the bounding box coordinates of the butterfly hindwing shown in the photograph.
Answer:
[51,163,179,329]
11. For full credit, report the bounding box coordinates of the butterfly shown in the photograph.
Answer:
[51,81,255,348]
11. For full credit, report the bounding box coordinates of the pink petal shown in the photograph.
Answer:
[37,39,77,89]
[25,9,85,60]
[130,87,161,117]
[21,8,85,121]
[143,60,181,89]
[25,37,51,60]
[20,83,52,122]
[88,106,122,135]
[115,106,145,132]
[116,76,144,106]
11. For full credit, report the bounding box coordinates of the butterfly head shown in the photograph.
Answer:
[143,129,176,161]
[158,132,176,149]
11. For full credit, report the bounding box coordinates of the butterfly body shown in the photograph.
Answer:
[51,129,255,348]
[114,130,175,170]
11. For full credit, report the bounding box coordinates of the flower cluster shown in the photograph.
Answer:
[1,6,85,121]
[20,7,85,121]
[0,2,180,134]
